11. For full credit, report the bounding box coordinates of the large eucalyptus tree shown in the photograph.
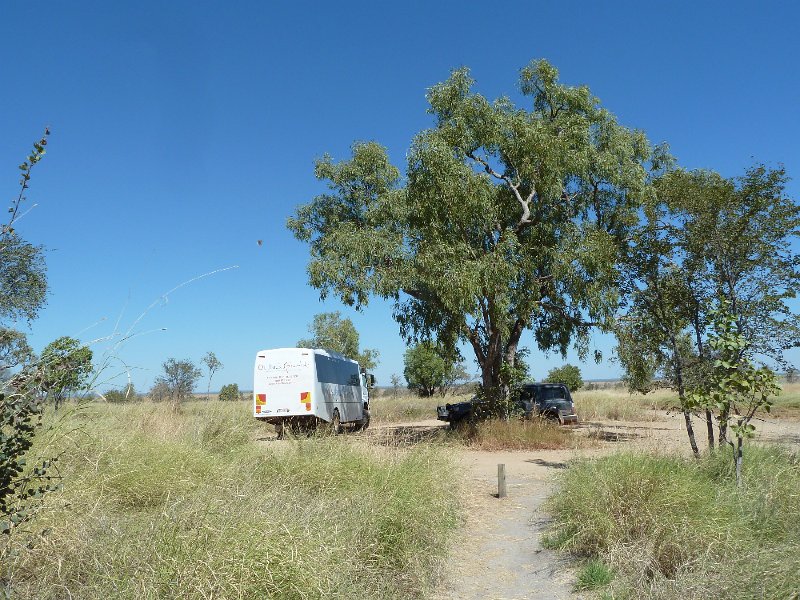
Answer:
[289,60,656,395]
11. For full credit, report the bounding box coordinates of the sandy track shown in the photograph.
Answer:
[371,413,800,599]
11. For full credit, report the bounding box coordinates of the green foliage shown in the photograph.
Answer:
[39,336,93,409]
[0,130,59,547]
[0,392,60,539]
[102,383,136,403]
[575,559,614,591]
[0,328,33,377]
[0,236,46,324]
[403,341,467,397]
[660,166,800,368]
[546,448,800,599]
[618,165,800,399]
[297,311,379,370]
[686,305,779,484]
[289,60,654,395]
[218,383,240,402]
[546,364,583,391]
[154,359,201,410]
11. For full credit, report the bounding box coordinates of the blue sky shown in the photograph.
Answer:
[1,1,799,392]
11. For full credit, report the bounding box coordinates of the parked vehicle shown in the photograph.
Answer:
[436,382,578,427]
[253,348,372,437]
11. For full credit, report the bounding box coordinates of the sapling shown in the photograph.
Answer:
[687,305,779,485]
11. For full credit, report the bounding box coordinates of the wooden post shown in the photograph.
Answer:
[498,463,507,498]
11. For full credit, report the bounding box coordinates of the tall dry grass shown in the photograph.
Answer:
[453,418,585,451]
[370,389,472,424]
[1,400,461,599]
[572,388,675,422]
[545,446,800,599]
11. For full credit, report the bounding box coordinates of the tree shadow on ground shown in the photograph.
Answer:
[364,425,448,446]
[524,458,568,469]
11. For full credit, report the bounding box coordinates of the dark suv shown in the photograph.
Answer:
[436,383,578,427]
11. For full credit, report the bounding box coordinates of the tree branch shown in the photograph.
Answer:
[466,151,534,230]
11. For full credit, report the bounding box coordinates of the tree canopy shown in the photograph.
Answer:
[546,364,583,391]
[289,60,656,395]
[616,164,800,453]
[154,358,201,410]
[40,336,93,409]
[403,341,468,397]
[297,311,379,370]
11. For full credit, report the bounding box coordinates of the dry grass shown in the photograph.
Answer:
[545,446,800,599]
[574,382,800,422]
[769,382,800,417]
[573,388,675,422]
[453,418,585,451]
[370,390,472,424]
[1,400,462,599]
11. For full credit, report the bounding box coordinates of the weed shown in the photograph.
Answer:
[576,558,614,590]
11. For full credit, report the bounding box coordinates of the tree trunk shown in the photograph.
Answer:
[718,407,729,448]
[705,409,715,450]
[734,432,743,488]
[692,316,715,450]
[682,408,700,458]
[674,348,700,457]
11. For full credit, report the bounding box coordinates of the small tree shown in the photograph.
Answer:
[154,359,201,411]
[404,342,444,397]
[148,381,170,402]
[546,364,584,391]
[40,336,93,410]
[297,311,379,370]
[103,383,136,403]
[0,328,33,379]
[687,306,779,485]
[218,383,241,402]
[390,374,402,399]
[404,341,470,398]
[201,351,223,400]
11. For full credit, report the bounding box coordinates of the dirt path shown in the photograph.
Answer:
[433,448,586,600]
[371,414,800,600]
[369,420,585,598]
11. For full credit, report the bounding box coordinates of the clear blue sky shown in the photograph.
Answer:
[2,1,799,393]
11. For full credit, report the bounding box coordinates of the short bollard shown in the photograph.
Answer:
[498,463,507,498]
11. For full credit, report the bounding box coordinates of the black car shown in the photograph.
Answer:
[436,383,578,427]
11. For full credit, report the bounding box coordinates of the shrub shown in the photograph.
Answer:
[102,383,136,403]
[218,383,241,402]
[0,392,59,541]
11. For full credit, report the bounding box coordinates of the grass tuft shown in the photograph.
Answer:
[575,558,614,591]
[546,446,800,599]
